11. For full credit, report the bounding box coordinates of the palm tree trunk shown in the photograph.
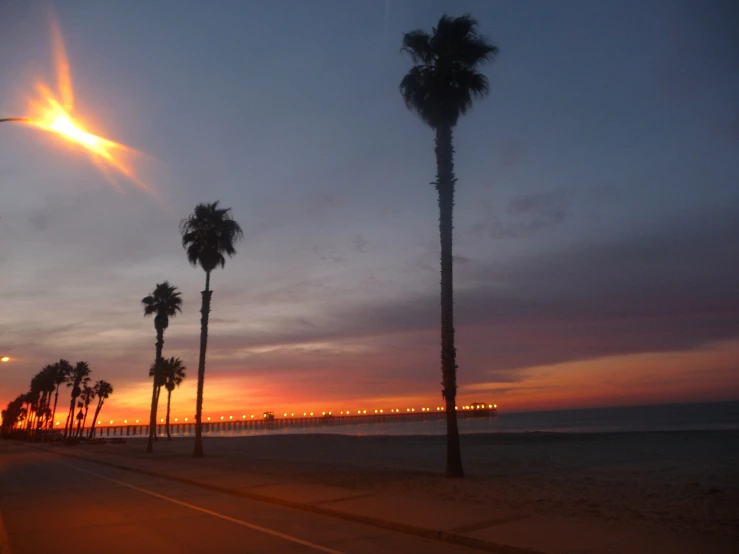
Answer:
[166,389,172,440]
[146,328,164,453]
[64,396,75,439]
[50,385,60,431]
[81,406,90,437]
[193,270,212,457]
[435,125,463,478]
[88,399,103,439]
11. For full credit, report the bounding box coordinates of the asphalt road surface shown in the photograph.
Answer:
[0,442,480,554]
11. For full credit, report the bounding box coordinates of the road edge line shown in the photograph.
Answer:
[35,445,544,554]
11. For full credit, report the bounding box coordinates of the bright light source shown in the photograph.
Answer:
[309,412,313,416]
[207,417,211,421]
[379,409,383,413]
[174,418,177,422]
[283,413,287,417]
[494,404,497,409]
[160,418,164,422]
[1,357,9,362]
[184,418,188,422]
[242,415,246,419]
[229,416,233,420]
[55,421,59,426]
[250,415,254,419]
[220,416,224,420]
[109,420,113,424]
[124,420,128,423]
[136,419,139,423]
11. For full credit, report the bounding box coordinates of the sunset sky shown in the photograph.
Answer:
[1,0,738,424]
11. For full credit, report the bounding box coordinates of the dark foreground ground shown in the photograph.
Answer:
[0,442,482,554]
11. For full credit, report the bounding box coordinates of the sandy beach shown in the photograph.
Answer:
[71,430,739,540]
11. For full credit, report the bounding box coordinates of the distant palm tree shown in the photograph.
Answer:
[180,201,243,457]
[150,356,186,440]
[77,384,95,437]
[148,358,167,419]
[400,14,497,478]
[87,381,113,439]
[142,282,182,453]
[64,362,91,439]
[50,359,72,431]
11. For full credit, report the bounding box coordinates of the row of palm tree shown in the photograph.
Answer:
[134,15,496,478]
[0,359,114,441]
[3,14,496,478]
[142,201,242,456]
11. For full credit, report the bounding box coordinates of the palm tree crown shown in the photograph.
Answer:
[179,201,244,275]
[142,282,182,331]
[400,14,497,129]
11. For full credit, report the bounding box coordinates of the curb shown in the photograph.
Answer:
[40,446,544,554]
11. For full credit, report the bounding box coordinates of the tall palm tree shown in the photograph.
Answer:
[142,282,182,453]
[180,201,243,457]
[50,359,72,431]
[400,14,498,477]
[87,380,113,439]
[64,362,91,440]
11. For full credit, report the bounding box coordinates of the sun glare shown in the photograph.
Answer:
[17,15,149,192]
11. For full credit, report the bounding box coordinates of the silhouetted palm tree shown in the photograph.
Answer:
[148,358,166,419]
[50,359,72,431]
[77,384,95,437]
[163,357,186,440]
[180,201,243,457]
[142,282,182,453]
[88,381,113,439]
[64,362,91,439]
[400,14,497,477]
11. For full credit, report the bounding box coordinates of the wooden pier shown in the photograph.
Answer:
[86,406,497,438]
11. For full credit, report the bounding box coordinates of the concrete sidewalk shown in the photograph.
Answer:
[36,444,734,554]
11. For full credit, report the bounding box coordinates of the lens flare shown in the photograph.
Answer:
[15,14,149,192]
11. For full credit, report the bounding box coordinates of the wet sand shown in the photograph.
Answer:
[74,430,739,538]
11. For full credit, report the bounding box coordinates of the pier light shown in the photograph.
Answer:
[174,418,177,422]
[242,415,246,419]
[379,409,383,413]
[374,410,377,413]
[160,418,164,422]
[124,420,128,424]
[229,416,233,420]
[494,404,497,409]
[489,404,492,408]
[136,419,140,423]
[284,413,287,417]
[109,420,113,424]
[310,412,313,416]
[340,411,344,415]
[207,417,211,421]
[184,418,188,422]
[250,415,254,419]
[291,413,294,417]
[322,411,326,415]
[328,412,332,415]
[455,406,458,410]
[97,421,101,424]
[412,408,415,412]
[220,416,224,420]
[363,410,366,414]
[357,410,361,414]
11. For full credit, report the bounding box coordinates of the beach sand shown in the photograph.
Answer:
[76,430,739,539]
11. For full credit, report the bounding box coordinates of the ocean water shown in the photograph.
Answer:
[188,401,739,438]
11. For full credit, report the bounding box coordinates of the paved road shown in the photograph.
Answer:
[0,442,480,554]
